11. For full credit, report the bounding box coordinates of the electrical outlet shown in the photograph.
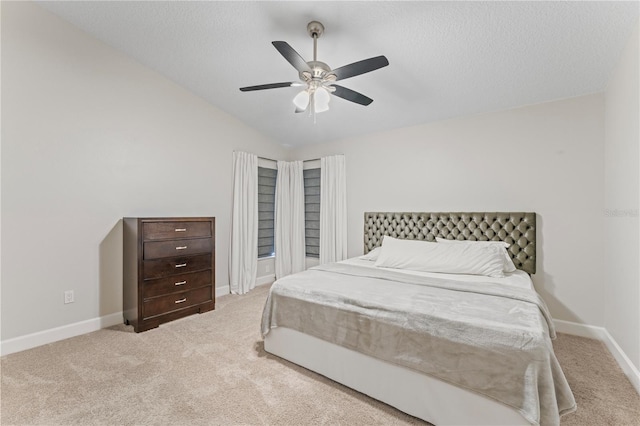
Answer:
[64,290,74,304]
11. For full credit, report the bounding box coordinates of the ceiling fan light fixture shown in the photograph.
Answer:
[314,86,331,113]
[293,90,310,110]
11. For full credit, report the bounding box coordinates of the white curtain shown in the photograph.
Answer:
[275,160,306,278]
[319,155,347,264]
[229,151,258,294]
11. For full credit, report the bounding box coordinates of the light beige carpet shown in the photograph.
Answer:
[2,284,638,425]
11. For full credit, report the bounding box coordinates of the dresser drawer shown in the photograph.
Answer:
[143,270,211,299]
[144,237,212,259]
[143,253,212,280]
[143,286,212,319]
[143,221,212,241]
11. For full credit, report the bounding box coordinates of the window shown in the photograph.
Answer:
[303,168,321,258]
[258,166,277,258]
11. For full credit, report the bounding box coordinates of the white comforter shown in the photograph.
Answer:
[261,260,576,426]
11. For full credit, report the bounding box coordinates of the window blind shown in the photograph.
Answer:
[303,168,320,258]
[258,167,277,258]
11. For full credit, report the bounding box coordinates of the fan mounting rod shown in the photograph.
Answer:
[307,21,324,61]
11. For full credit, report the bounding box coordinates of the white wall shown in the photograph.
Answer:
[604,20,639,371]
[1,2,288,341]
[291,95,606,327]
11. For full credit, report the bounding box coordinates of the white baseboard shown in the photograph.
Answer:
[554,319,640,395]
[256,274,276,286]
[216,285,230,297]
[216,274,274,297]
[600,328,640,395]
[0,312,123,357]
[554,319,607,339]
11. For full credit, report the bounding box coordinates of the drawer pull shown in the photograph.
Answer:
[175,280,187,286]
[175,263,187,268]
[176,246,188,250]
[175,228,187,232]
[175,298,187,304]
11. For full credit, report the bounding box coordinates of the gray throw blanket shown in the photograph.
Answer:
[261,262,576,426]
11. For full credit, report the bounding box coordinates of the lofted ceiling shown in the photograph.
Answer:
[36,1,639,147]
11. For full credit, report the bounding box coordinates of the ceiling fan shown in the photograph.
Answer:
[239,21,389,115]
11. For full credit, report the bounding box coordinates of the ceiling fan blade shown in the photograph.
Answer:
[330,84,373,106]
[332,56,389,81]
[239,82,296,92]
[272,41,312,74]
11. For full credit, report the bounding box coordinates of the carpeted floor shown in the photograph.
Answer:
[1,284,638,425]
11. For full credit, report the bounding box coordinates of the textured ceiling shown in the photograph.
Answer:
[37,1,639,147]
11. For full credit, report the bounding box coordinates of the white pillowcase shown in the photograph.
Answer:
[374,236,506,277]
[435,237,517,273]
[360,247,381,261]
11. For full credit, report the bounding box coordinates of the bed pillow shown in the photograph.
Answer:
[374,236,506,277]
[435,237,517,273]
[360,247,381,261]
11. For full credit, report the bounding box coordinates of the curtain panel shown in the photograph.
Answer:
[320,155,347,264]
[275,160,306,278]
[229,151,258,294]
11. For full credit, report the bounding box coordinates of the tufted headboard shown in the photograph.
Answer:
[364,212,536,274]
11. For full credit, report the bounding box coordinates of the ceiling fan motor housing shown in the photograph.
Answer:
[300,61,334,83]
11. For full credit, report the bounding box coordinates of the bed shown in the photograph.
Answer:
[261,212,576,426]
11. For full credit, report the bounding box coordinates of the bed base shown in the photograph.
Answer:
[264,327,530,426]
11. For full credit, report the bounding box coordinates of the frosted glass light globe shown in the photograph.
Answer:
[293,90,310,110]
[314,87,331,113]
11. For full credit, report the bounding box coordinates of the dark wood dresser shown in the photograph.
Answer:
[123,217,215,332]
